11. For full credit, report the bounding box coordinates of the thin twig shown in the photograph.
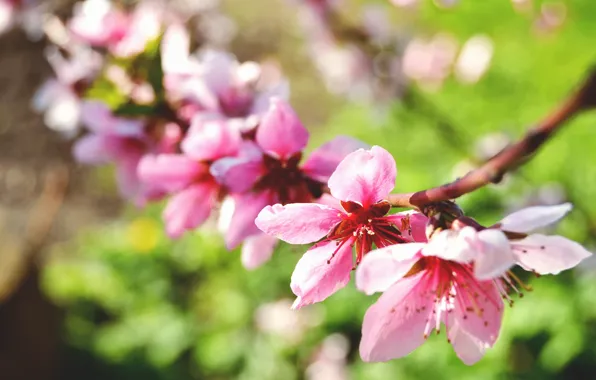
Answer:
[387,69,596,208]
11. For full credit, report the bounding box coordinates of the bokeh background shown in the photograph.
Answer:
[2,0,596,379]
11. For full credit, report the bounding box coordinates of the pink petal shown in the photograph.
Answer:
[225,191,276,249]
[360,273,434,362]
[80,101,112,133]
[447,319,489,366]
[250,80,290,114]
[385,211,428,243]
[291,238,354,309]
[356,244,425,295]
[472,229,516,280]
[511,234,592,274]
[316,193,342,210]
[114,152,143,200]
[80,100,144,136]
[210,142,265,193]
[137,154,208,193]
[255,98,309,159]
[449,281,503,364]
[182,118,241,161]
[328,146,397,207]
[163,183,218,239]
[301,136,369,183]
[499,203,572,233]
[255,203,342,244]
[73,134,113,164]
[241,234,278,270]
[422,227,477,263]
[198,50,235,97]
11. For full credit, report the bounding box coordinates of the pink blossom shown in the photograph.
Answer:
[165,49,289,124]
[33,46,102,135]
[438,203,592,281]
[68,0,129,47]
[356,242,503,365]
[74,101,179,203]
[137,117,241,238]
[255,146,427,308]
[355,203,591,364]
[109,1,164,58]
[214,99,367,254]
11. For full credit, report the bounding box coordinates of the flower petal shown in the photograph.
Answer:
[163,183,217,238]
[499,203,572,233]
[449,281,503,365]
[137,154,208,193]
[255,98,309,159]
[360,272,435,362]
[356,244,425,295]
[241,234,278,270]
[328,146,396,207]
[447,319,489,366]
[472,229,516,280]
[291,238,354,309]
[73,134,113,164]
[422,227,477,263]
[385,211,428,243]
[256,203,342,244]
[210,142,265,193]
[182,118,241,161]
[511,234,592,274]
[225,191,276,249]
[301,136,369,183]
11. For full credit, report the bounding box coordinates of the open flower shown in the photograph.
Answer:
[74,101,180,203]
[437,203,592,282]
[256,145,427,308]
[355,242,503,365]
[137,117,241,238]
[213,98,368,254]
[355,203,592,365]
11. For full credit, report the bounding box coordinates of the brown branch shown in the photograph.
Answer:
[387,69,596,209]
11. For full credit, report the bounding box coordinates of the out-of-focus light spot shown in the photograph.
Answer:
[306,334,350,380]
[255,299,322,344]
[474,132,510,161]
[511,0,532,14]
[535,2,567,34]
[455,35,494,84]
[127,217,160,253]
[434,0,459,8]
[390,0,418,7]
[402,33,458,91]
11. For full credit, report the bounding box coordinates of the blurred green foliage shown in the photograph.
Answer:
[42,0,596,379]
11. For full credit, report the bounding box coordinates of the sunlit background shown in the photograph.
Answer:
[2,0,596,379]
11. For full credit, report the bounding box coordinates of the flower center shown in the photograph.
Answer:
[326,200,408,265]
[253,152,324,204]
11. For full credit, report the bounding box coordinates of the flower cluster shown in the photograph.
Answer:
[256,145,592,364]
[30,0,369,269]
[28,0,593,368]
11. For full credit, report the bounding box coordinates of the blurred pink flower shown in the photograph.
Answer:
[74,101,180,203]
[214,99,367,256]
[163,47,289,126]
[256,146,427,308]
[68,0,129,47]
[137,117,241,238]
[110,1,165,57]
[0,0,16,35]
[33,46,102,135]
